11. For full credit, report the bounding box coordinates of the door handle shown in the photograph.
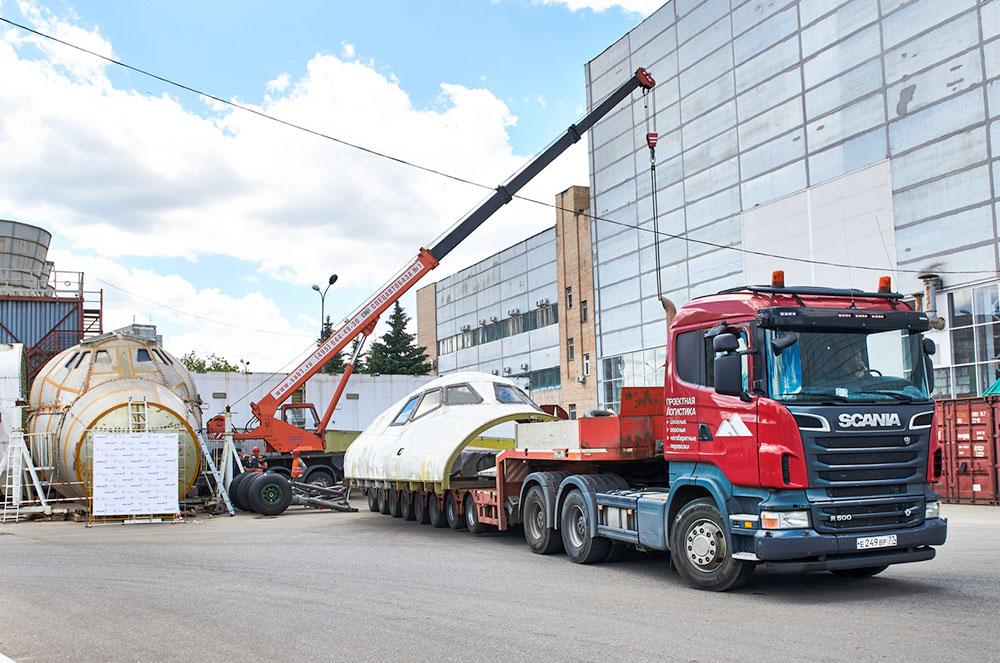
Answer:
[698,424,713,441]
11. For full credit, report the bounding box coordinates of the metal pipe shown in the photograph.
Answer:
[918,273,946,330]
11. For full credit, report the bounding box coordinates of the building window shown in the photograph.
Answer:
[581,300,588,323]
[942,283,1000,398]
[583,353,590,376]
[566,286,573,309]
[568,337,575,361]
[569,404,577,420]
[528,366,561,390]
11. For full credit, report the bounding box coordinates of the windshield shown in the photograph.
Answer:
[766,329,930,402]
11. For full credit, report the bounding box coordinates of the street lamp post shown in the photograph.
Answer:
[311,273,339,338]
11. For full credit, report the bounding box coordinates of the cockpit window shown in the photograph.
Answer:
[412,389,443,419]
[64,352,79,368]
[136,349,152,362]
[445,384,482,405]
[495,384,525,404]
[94,350,111,364]
[75,351,90,368]
[391,396,420,425]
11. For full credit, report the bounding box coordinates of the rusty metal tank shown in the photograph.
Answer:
[27,332,202,500]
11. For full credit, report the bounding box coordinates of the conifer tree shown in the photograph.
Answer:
[365,302,432,375]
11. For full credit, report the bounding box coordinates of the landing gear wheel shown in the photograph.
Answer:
[413,493,430,524]
[669,498,754,591]
[248,472,293,516]
[237,472,260,512]
[560,490,611,564]
[400,491,415,521]
[522,485,561,554]
[831,565,889,578]
[378,489,391,515]
[445,491,465,530]
[465,494,488,534]
[367,488,380,513]
[604,541,628,562]
[428,494,448,528]
[228,472,250,511]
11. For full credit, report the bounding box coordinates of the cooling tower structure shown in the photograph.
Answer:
[28,332,202,500]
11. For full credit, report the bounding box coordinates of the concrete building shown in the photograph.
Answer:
[416,186,599,416]
[585,0,1000,406]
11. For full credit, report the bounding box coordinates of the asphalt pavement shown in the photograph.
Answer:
[0,501,996,662]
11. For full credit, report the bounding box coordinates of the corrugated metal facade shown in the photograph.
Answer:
[0,297,83,378]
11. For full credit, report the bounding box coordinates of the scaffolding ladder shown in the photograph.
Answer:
[128,398,148,432]
[198,434,235,516]
[1,429,50,523]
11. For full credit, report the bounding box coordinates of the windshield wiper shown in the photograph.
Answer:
[781,391,850,403]
[852,390,921,403]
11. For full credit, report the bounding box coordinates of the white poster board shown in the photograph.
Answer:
[92,432,179,516]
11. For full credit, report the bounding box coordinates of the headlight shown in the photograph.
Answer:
[925,500,941,520]
[760,510,810,529]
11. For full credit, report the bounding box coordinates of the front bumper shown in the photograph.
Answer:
[752,517,947,573]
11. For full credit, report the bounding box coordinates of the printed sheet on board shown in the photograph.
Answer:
[92,432,179,516]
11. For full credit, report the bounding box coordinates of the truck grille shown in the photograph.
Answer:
[806,434,926,487]
[812,498,924,533]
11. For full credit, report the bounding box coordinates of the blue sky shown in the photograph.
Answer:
[0,0,657,370]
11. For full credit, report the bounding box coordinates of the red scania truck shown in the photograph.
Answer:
[363,274,947,591]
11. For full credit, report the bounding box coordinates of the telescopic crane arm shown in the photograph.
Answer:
[240,68,655,452]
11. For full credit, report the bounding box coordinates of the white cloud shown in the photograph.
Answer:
[341,41,355,59]
[0,4,592,367]
[530,0,662,15]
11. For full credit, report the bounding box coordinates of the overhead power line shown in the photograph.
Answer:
[2,15,995,279]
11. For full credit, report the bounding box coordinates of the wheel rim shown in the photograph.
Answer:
[567,504,587,549]
[310,474,332,488]
[260,482,284,507]
[685,518,726,573]
[446,495,456,521]
[526,500,544,542]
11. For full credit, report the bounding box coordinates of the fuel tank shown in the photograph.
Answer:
[27,332,202,500]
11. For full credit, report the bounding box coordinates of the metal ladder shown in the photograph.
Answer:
[1,429,49,523]
[128,398,148,432]
[198,435,234,516]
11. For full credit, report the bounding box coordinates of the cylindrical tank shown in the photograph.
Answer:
[28,332,202,500]
[0,220,53,293]
[0,343,28,465]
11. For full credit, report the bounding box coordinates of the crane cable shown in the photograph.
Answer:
[642,86,663,301]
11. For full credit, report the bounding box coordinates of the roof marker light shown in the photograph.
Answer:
[771,270,785,288]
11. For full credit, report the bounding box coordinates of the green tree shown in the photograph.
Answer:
[180,351,240,372]
[365,302,432,375]
[318,316,348,374]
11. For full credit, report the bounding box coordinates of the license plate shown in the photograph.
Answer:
[856,534,897,550]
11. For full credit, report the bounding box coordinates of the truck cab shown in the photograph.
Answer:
[657,277,946,588]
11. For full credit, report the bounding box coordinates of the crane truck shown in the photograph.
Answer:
[351,273,947,591]
[208,66,657,484]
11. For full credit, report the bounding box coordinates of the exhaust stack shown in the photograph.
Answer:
[918,273,946,330]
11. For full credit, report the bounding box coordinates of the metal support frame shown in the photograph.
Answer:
[1,428,51,523]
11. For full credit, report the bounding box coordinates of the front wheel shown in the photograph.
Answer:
[831,565,889,578]
[669,498,754,591]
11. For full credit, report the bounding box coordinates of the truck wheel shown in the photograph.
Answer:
[400,491,416,521]
[248,472,293,516]
[389,489,403,518]
[445,491,466,529]
[669,498,754,591]
[523,485,561,554]
[228,472,250,511]
[465,494,488,534]
[560,490,611,564]
[366,488,380,512]
[378,489,391,515]
[413,492,430,524]
[428,493,448,528]
[306,469,336,488]
[831,565,889,578]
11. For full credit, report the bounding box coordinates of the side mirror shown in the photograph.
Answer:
[922,338,936,356]
[925,356,935,393]
[771,331,798,356]
[714,353,743,397]
[713,332,740,353]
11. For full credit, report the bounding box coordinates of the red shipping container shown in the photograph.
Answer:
[935,397,999,505]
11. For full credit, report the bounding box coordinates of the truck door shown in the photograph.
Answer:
[691,324,758,488]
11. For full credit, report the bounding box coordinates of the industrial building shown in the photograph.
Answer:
[0,220,103,381]
[584,0,999,407]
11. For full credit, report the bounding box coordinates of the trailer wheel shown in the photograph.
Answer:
[560,490,611,564]
[378,489,391,515]
[305,469,336,489]
[831,565,889,578]
[366,488,380,512]
[248,472,293,516]
[228,472,250,511]
[428,493,448,528]
[413,492,430,524]
[669,498,754,592]
[523,485,561,554]
[465,494,488,535]
[388,489,403,517]
[400,491,416,521]
[445,491,465,530]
